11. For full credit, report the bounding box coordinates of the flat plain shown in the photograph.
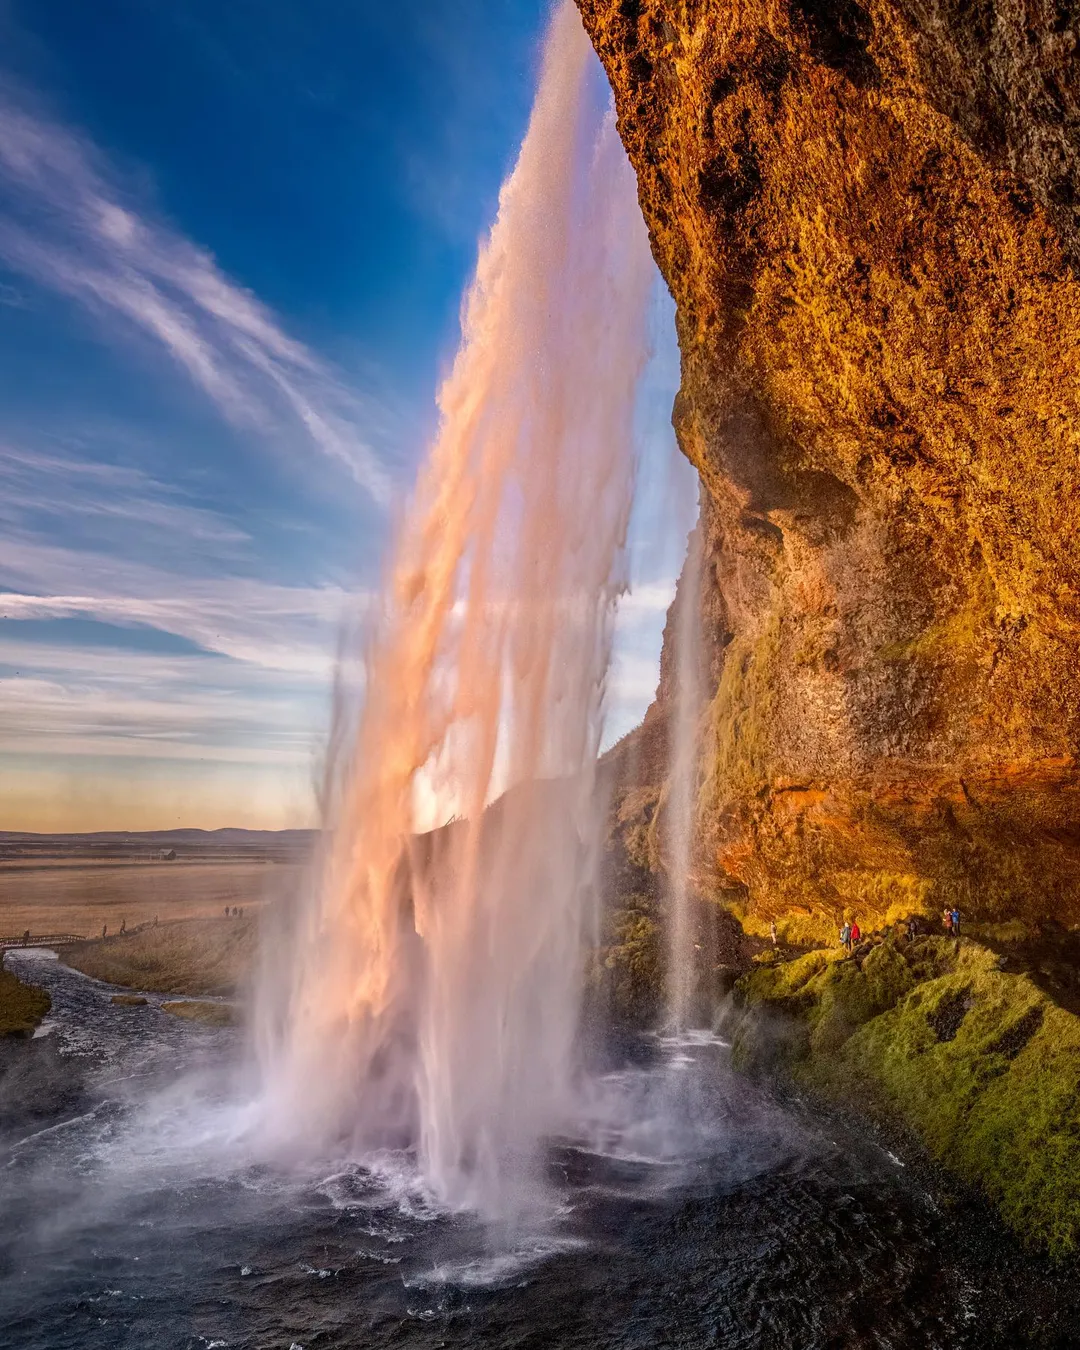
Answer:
[0,859,304,938]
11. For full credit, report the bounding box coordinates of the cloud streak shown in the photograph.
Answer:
[0,670,320,765]
[0,444,250,555]
[0,90,392,502]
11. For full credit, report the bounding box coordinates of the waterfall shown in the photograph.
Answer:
[254,0,654,1219]
[664,526,705,1032]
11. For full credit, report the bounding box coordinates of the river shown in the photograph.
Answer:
[0,950,1074,1349]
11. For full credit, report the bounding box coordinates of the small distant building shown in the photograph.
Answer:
[158,848,177,861]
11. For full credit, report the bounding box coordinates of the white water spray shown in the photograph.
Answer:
[665,526,705,1032]
[255,1,654,1219]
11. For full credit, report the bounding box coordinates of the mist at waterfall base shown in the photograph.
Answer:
[2,952,1065,1350]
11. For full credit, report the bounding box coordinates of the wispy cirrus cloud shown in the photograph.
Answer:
[0,444,251,558]
[0,438,368,677]
[0,653,321,765]
[0,552,359,676]
[0,89,392,503]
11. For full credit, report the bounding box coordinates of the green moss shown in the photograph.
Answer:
[828,870,934,928]
[735,937,1080,1255]
[594,892,664,1023]
[0,964,50,1037]
[698,618,783,823]
[739,945,837,1004]
[841,944,1080,1254]
[808,941,915,1055]
[972,920,1030,943]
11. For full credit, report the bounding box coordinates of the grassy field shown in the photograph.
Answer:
[59,916,258,995]
[0,962,51,1036]
[0,859,303,938]
[161,999,239,1026]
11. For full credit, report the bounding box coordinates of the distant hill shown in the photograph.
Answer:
[0,828,318,864]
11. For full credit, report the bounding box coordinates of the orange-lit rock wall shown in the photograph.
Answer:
[581,0,1080,931]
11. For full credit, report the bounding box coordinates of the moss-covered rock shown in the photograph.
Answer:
[734,937,1080,1255]
[842,945,1080,1255]
[810,940,915,1055]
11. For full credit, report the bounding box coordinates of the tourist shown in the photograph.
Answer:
[840,921,852,951]
[101,922,107,939]
[907,916,918,942]
[850,919,861,947]
[770,920,778,947]
[119,918,126,935]
[942,906,953,936]
[224,905,230,918]
[951,907,961,938]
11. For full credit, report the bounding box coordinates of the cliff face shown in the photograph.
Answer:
[579,0,1080,932]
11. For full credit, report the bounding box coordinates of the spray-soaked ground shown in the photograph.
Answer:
[2,952,1076,1350]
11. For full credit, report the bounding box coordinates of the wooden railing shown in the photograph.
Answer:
[0,933,85,950]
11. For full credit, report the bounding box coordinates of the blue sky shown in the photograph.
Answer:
[0,0,693,831]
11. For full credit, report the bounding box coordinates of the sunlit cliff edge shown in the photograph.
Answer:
[580,0,1080,1250]
[582,0,1080,939]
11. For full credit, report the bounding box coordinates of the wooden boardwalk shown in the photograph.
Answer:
[0,934,84,951]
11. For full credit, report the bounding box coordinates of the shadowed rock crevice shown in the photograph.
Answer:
[791,0,879,86]
[926,985,972,1042]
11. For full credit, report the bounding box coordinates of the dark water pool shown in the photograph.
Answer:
[1,950,1077,1349]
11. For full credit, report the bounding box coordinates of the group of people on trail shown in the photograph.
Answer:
[838,907,962,954]
[99,916,157,939]
[839,919,861,951]
[223,905,244,918]
[942,906,962,937]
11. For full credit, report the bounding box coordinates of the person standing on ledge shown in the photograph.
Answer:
[951,907,961,938]
[850,919,861,949]
[770,920,778,948]
[840,921,852,952]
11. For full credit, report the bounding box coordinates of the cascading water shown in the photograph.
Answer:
[254,0,654,1219]
[664,525,704,1033]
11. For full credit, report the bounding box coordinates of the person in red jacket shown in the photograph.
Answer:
[850,919,861,946]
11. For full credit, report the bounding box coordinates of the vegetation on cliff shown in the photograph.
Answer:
[732,936,1080,1255]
